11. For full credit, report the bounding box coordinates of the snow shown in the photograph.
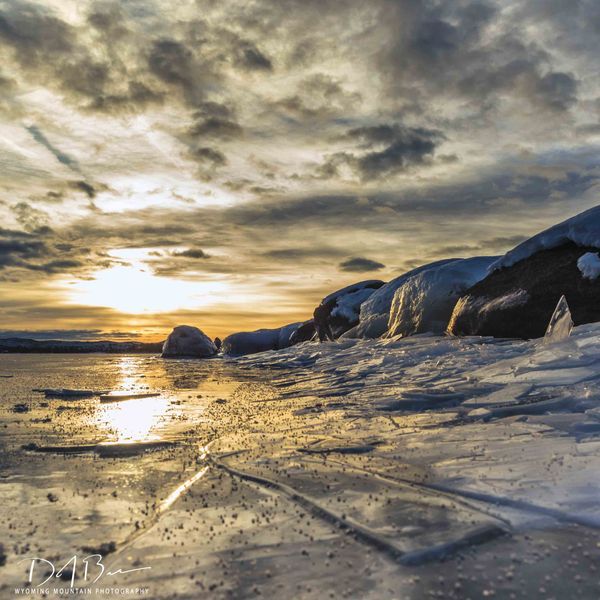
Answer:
[236,320,600,529]
[491,204,600,271]
[330,287,377,322]
[386,256,497,337]
[321,279,382,306]
[355,259,458,338]
[577,251,600,280]
[161,325,216,358]
[544,295,573,344]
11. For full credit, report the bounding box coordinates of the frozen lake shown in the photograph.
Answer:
[2,332,600,598]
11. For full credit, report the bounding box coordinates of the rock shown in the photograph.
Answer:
[313,280,384,341]
[222,322,304,356]
[386,256,496,338]
[289,319,316,345]
[448,242,600,339]
[161,325,217,358]
[213,337,222,351]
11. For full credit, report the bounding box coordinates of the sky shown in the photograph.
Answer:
[0,0,599,341]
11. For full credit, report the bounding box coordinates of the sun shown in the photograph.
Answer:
[67,264,227,314]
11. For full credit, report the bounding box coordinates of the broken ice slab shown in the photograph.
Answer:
[543,295,573,344]
[33,388,108,398]
[99,391,161,403]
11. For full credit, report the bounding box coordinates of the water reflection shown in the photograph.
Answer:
[96,356,171,443]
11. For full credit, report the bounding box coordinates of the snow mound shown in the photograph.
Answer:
[577,252,600,280]
[315,280,383,340]
[491,204,600,271]
[223,322,303,356]
[331,287,378,322]
[356,259,458,338]
[321,280,383,306]
[387,256,497,338]
[162,325,217,358]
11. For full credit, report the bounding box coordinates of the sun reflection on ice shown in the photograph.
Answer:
[96,356,171,443]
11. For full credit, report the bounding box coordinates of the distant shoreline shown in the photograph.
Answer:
[0,338,163,354]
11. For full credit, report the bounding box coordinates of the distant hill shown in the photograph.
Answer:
[0,337,164,353]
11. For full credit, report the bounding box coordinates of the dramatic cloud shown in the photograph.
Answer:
[0,0,597,339]
[339,257,385,272]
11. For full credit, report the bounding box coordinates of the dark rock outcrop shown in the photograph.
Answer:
[289,319,316,345]
[448,243,600,339]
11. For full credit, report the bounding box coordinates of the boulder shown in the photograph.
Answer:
[313,280,384,341]
[222,322,304,356]
[161,325,217,358]
[387,256,497,337]
[448,242,600,339]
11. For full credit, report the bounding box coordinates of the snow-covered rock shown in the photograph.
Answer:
[491,204,600,271]
[386,256,497,338]
[222,322,304,356]
[161,325,217,358]
[449,242,600,339]
[348,259,458,339]
[313,280,384,340]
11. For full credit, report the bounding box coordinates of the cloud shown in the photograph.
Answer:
[26,125,78,170]
[234,40,272,71]
[0,0,598,336]
[339,257,385,272]
[173,248,210,259]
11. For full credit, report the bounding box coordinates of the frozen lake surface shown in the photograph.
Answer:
[3,327,600,598]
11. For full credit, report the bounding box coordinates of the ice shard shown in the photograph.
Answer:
[543,295,573,344]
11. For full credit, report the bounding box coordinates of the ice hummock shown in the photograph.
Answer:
[577,251,600,280]
[491,204,600,271]
[544,295,574,344]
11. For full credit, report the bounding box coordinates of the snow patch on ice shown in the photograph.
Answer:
[577,252,600,280]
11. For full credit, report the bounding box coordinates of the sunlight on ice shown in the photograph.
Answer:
[95,357,170,442]
[544,295,574,345]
